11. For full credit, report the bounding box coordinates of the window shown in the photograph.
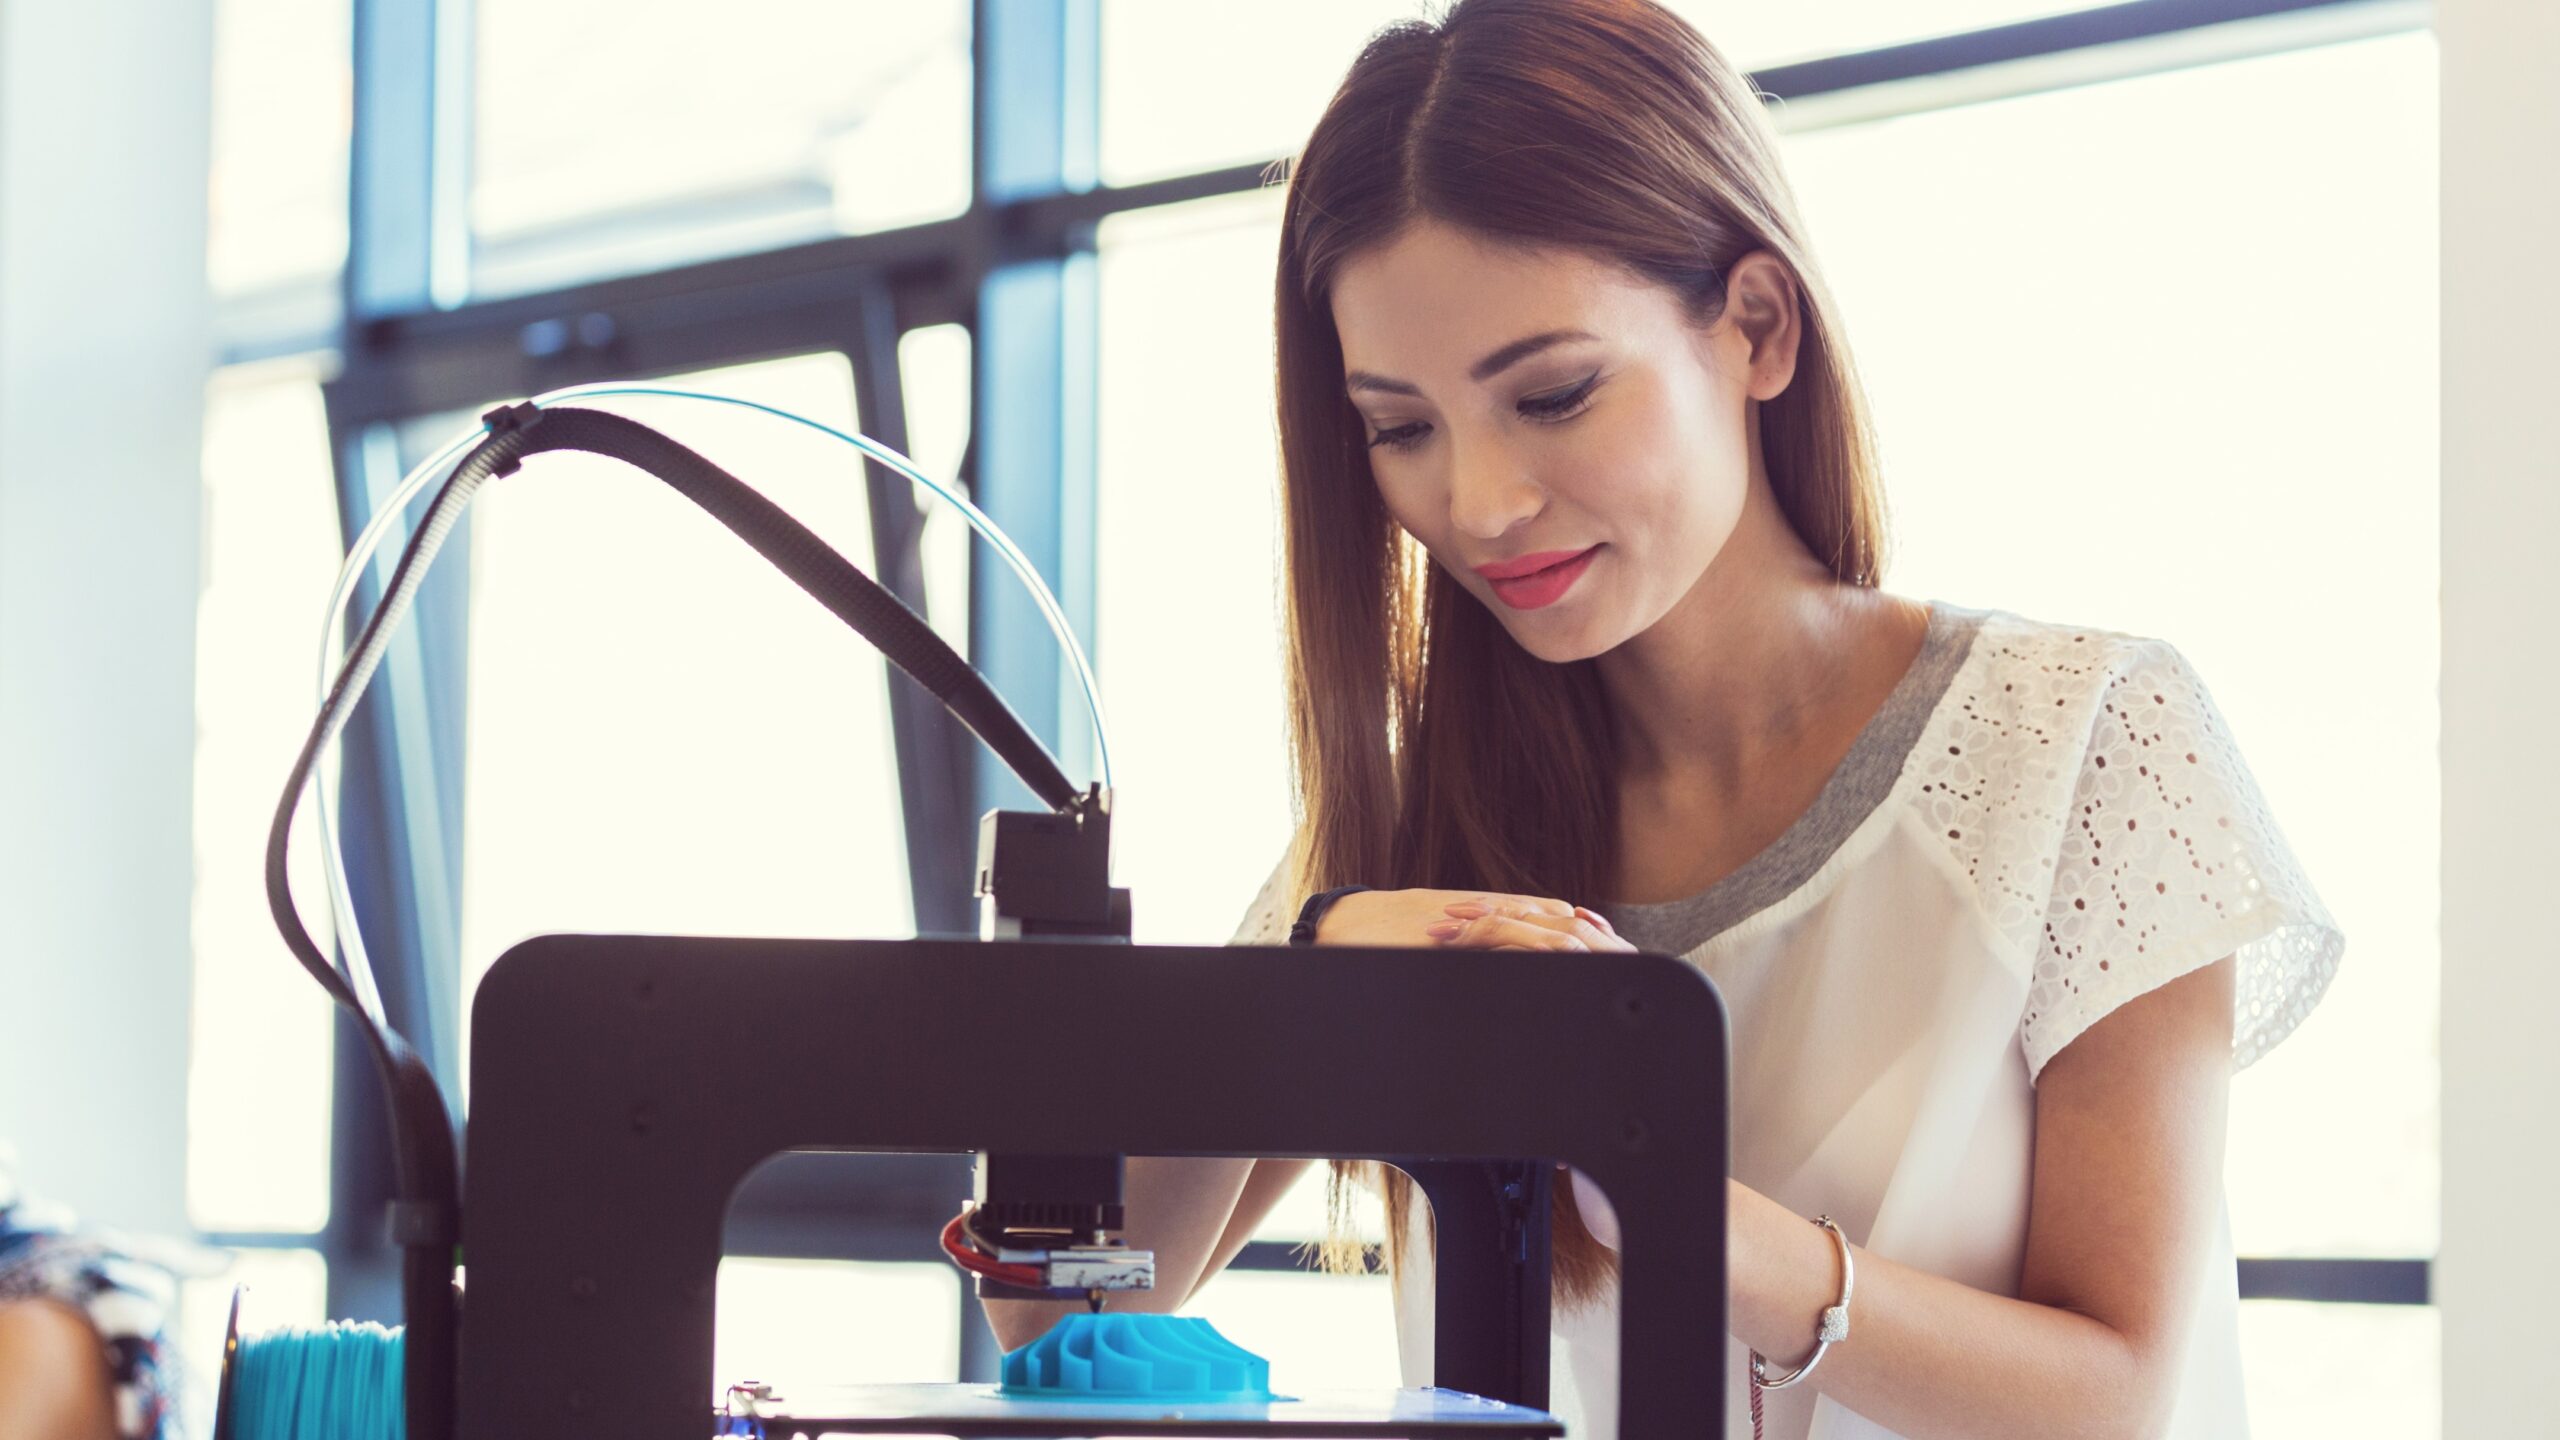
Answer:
[1780,29,2440,1426]
[188,363,342,1238]
[898,322,977,665]
[1779,28,2440,1264]
[1102,2,1414,186]
[209,0,350,335]
[455,353,915,1023]
[1099,1,2136,186]
[1096,190,1296,945]
[1661,0,2139,69]
[713,1259,963,1401]
[471,0,971,298]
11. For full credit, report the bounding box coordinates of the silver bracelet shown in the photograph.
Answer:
[1750,1213,1854,1390]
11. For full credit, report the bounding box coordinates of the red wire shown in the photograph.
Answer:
[941,1210,1046,1288]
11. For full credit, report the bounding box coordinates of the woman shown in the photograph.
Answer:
[989,3,2343,1436]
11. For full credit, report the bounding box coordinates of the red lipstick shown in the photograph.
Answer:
[1474,544,1601,610]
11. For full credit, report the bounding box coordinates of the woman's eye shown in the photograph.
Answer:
[1367,422,1431,452]
[1519,373,1601,422]
[1366,375,1596,451]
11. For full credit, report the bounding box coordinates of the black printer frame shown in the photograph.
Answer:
[458,935,1729,1439]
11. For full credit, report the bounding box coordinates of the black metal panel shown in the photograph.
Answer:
[1400,1161,1553,1409]
[459,937,1730,1440]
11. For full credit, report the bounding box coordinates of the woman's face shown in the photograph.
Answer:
[1330,218,1791,664]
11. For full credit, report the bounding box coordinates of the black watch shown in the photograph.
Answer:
[1288,885,1375,945]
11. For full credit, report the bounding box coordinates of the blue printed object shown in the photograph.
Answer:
[998,1314,1276,1403]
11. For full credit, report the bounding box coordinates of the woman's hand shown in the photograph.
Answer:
[1314,889,1635,952]
[1432,892,1636,953]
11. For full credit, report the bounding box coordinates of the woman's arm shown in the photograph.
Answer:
[1728,954,2236,1440]
[977,1157,1323,1350]
[980,1156,1260,1351]
[1189,1158,1319,1306]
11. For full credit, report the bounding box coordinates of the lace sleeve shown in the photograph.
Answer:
[2022,637,2345,1085]
[1227,847,1296,946]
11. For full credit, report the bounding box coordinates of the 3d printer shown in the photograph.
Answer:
[225,394,1732,1440]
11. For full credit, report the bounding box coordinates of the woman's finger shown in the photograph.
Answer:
[1573,904,1618,935]
[1431,914,1589,951]
[1440,892,1575,922]
[1445,905,1625,952]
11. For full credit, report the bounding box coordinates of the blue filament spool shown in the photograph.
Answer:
[999,1313,1277,1404]
[213,1288,405,1440]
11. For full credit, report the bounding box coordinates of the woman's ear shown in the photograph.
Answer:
[1719,249,1805,403]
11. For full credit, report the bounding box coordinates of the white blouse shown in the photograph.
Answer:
[1230,600,2345,1439]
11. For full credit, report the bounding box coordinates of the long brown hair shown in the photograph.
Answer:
[1274,0,1891,1309]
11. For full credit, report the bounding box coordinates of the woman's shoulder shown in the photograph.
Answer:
[1909,602,2236,956]
[1933,602,2191,732]
[1947,600,2176,670]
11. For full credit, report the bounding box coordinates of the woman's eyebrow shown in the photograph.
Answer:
[1345,328,1600,396]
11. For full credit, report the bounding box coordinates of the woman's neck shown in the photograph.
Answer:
[1594,475,1914,804]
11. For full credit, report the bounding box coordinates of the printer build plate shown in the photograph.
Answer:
[744,1382,1564,1436]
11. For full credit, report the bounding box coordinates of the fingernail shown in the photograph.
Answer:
[1425,920,1464,939]
[1443,901,1487,919]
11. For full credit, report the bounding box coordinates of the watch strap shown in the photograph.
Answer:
[1288,885,1375,945]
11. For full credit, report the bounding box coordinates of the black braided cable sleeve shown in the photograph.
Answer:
[511,405,1080,811]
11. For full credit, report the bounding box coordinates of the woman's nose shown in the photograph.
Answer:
[1445,436,1545,541]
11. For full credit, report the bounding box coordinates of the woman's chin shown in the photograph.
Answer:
[1499,613,1619,665]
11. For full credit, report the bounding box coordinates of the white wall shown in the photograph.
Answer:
[2439,0,2558,1432]
[0,0,215,1234]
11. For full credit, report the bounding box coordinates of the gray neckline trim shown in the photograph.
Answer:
[1602,599,1987,957]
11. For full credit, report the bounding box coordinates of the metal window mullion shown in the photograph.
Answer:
[2237,1256,2433,1305]
[966,0,1102,818]
[200,1231,331,1250]
[1208,1242,2434,1307]
[319,0,477,1325]
[350,0,472,322]
[1745,0,2422,101]
[311,400,475,1322]
[847,286,980,937]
